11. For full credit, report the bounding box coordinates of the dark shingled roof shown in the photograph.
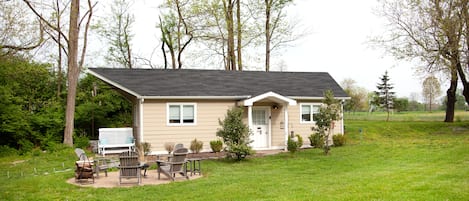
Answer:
[88,68,348,98]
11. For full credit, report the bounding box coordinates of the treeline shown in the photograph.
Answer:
[0,56,131,153]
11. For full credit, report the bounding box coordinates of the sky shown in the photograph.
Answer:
[126,0,424,100]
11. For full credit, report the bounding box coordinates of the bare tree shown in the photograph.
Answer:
[95,0,134,69]
[158,0,194,69]
[23,0,96,146]
[422,75,441,112]
[0,1,44,56]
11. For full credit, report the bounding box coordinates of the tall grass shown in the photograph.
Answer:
[1,120,468,200]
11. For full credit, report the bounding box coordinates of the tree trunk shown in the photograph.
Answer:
[265,0,271,72]
[236,0,242,71]
[223,0,236,70]
[444,69,457,122]
[456,61,469,105]
[63,0,80,146]
[56,0,62,99]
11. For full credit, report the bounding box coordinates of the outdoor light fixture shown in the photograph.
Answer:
[272,105,279,110]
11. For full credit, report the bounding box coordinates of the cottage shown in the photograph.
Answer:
[88,68,349,154]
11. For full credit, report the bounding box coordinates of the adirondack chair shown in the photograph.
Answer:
[118,151,141,185]
[74,148,94,183]
[157,147,189,181]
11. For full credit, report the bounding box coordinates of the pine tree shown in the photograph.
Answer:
[375,71,395,121]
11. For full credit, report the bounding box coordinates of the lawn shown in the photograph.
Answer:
[344,110,469,121]
[1,120,468,200]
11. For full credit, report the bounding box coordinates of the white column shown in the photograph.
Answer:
[284,105,289,151]
[139,98,144,142]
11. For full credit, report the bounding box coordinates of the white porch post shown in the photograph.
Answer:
[139,98,144,142]
[284,105,289,151]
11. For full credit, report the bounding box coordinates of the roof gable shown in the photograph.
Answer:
[88,68,348,99]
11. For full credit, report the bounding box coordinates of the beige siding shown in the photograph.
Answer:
[142,100,236,153]
[270,106,285,147]
[141,99,344,153]
[289,101,344,146]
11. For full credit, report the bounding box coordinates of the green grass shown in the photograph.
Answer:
[1,121,469,200]
[345,110,469,121]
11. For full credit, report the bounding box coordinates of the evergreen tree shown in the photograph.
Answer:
[375,71,395,121]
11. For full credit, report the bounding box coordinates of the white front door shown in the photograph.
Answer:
[251,107,270,148]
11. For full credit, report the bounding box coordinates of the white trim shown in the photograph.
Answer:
[139,98,144,142]
[290,96,351,100]
[299,103,322,124]
[142,95,251,100]
[242,91,297,106]
[166,102,197,126]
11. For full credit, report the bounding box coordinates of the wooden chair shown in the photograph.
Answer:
[157,147,189,181]
[118,151,141,185]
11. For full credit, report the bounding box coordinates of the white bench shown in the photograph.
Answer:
[98,128,135,156]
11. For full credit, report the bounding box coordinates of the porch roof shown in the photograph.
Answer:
[239,91,297,106]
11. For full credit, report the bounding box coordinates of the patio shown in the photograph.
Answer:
[68,168,202,188]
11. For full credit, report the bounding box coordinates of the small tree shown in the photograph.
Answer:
[422,76,441,112]
[216,107,253,160]
[375,71,395,121]
[312,90,341,155]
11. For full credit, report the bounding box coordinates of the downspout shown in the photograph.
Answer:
[341,100,344,134]
[284,105,289,151]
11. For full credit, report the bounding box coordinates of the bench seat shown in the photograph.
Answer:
[98,128,135,156]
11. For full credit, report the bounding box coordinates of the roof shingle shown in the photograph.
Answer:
[88,68,348,98]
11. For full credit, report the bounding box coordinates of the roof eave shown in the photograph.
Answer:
[87,69,142,98]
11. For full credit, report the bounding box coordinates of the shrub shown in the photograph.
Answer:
[308,133,324,148]
[164,142,175,154]
[226,143,253,160]
[333,135,346,147]
[210,140,223,153]
[216,107,253,160]
[296,134,303,148]
[0,145,18,157]
[74,132,90,149]
[287,136,298,153]
[190,138,203,154]
[139,142,152,155]
[287,135,304,153]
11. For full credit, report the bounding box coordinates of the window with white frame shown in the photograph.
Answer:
[167,103,196,125]
[300,103,321,123]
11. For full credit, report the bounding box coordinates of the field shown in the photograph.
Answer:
[0,112,468,200]
[345,110,469,121]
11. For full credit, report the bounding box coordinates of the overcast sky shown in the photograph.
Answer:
[125,0,425,100]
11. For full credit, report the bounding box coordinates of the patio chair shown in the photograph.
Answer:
[118,151,141,185]
[74,148,95,183]
[157,147,189,181]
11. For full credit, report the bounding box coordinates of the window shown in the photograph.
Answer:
[167,103,196,125]
[300,103,321,123]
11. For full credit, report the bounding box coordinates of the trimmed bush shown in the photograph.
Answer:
[333,135,346,146]
[308,133,324,148]
[210,140,223,153]
[287,135,304,153]
[190,138,203,154]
